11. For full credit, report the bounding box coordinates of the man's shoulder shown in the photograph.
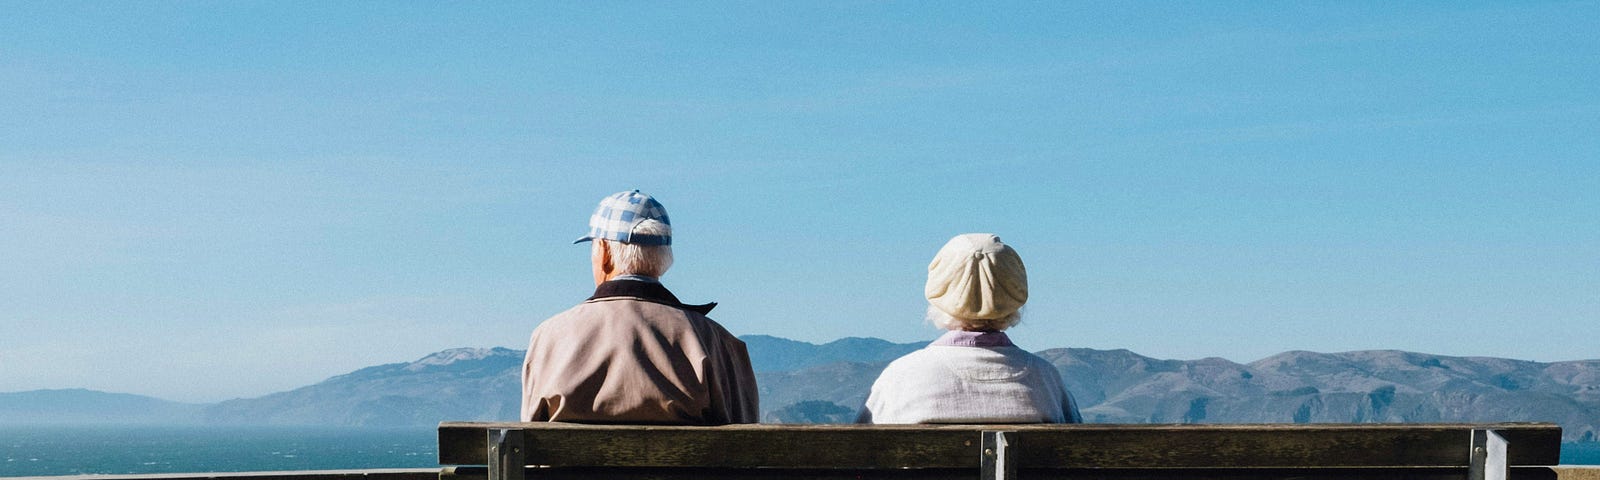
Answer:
[529,300,621,336]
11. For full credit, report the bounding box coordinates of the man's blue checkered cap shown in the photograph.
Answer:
[574,190,672,246]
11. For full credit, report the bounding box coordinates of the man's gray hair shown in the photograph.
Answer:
[598,218,674,277]
[926,304,1022,332]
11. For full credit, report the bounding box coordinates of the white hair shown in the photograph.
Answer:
[926,304,1022,331]
[596,219,674,277]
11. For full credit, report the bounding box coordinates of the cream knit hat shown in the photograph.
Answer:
[924,233,1028,321]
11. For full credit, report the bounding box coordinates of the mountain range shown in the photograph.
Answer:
[4,336,1598,442]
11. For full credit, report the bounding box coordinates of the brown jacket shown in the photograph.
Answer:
[520,279,760,424]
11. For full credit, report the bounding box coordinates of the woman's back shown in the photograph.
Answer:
[860,331,1081,424]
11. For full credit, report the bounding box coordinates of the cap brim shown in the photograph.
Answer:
[573,236,594,244]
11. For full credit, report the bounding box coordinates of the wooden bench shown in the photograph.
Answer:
[438,422,1562,480]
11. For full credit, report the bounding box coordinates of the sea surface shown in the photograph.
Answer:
[2,425,1598,476]
[1,425,436,477]
[1567,442,1600,466]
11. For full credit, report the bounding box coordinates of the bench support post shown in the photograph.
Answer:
[1468,429,1508,480]
[488,428,525,480]
[981,430,1016,480]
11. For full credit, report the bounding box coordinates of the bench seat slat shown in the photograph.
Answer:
[437,423,1561,469]
[444,425,978,468]
[1014,425,1561,468]
[440,466,1560,480]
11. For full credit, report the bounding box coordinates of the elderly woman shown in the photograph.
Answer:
[859,233,1082,424]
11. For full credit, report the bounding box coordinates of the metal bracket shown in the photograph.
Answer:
[488,428,525,480]
[981,430,1016,480]
[1468,429,1508,480]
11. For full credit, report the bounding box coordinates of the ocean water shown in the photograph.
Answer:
[1567,442,1600,466]
[1,425,436,477]
[2,425,1597,477]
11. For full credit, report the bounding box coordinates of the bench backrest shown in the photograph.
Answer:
[438,422,1562,480]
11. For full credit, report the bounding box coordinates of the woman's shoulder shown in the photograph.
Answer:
[881,346,942,369]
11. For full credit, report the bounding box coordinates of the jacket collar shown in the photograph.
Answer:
[588,279,717,315]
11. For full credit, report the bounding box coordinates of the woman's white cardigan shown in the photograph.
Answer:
[860,331,1083,424]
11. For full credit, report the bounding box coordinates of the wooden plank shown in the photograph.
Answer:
[1010,424,1562,468]
[441,466,973,480]
[441,423,984,467]
[438,423,1561,468]
[3,470,441,480]
[1017,467,1557,480]
[437,466,1559,480]
[524,425,977,469]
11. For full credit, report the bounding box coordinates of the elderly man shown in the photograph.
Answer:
[521,190,759,424]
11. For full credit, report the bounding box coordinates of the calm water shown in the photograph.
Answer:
[2,425,1597,476]
[1,425,436,477]
[1567,442,1600,466]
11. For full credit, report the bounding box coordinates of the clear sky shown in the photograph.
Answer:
[2,1,1596,403]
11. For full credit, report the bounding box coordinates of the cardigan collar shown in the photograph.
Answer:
[931,330,1014,348]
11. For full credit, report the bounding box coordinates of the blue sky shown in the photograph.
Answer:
[1,2,1596,403]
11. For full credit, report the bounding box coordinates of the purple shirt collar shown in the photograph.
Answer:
[931,330,1014,348]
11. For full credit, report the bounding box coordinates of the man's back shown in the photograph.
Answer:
[520,279,759,424]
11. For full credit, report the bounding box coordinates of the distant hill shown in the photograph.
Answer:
[0,388,202,425]
[740,335,924,372]
[193,337,923,426]
[7,337,1600,442]
[202,347,523,426]
[1039,347,1600,442]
